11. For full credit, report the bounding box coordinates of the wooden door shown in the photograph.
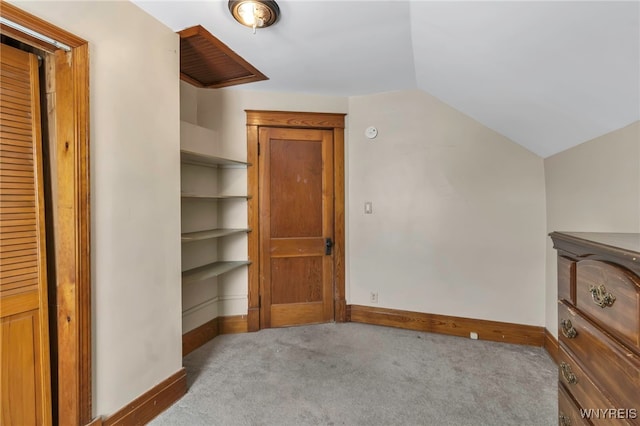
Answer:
[0,44,52,425]
[259,127,335,328]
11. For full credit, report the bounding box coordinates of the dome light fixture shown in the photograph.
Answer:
[229,0,280,33]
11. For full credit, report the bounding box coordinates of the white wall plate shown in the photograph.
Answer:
[365,126,378,139]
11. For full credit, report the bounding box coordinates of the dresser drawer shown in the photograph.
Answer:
[558,347,628,425]
[558,301,640,420]
[559,383,591,426]
[575,260,640,349]
[559,256,576,304]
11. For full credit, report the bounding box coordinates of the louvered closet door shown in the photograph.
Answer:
[0,43,52,426]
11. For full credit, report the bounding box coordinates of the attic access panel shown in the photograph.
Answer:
[178,25,267,89]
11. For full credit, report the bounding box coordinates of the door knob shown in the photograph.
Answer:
[325,238,333,255]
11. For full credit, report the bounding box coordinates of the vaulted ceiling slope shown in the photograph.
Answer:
[133,0,640,158]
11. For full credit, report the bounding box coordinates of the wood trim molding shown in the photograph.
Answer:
[102,369,186,426]
[247,124,260,332]
[182,318,219,357]
[58,42,92,426]
[348,305,546,347]
[245,110,346,129]
[544,328,559,365]
[0,1,87,47]
[1,2,91,424]
[182,315,249,357]
[85,416,103,426]
[246,110,346,329]
[219,315,249,334]
[333,127,346,322]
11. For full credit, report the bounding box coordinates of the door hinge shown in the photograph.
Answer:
[258,294,262,308]
[257,142,260,156]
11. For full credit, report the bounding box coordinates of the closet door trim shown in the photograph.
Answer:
[0,2,92,424]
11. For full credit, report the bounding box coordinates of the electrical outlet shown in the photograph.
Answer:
[470,332,479,340]
[370,292,378,303]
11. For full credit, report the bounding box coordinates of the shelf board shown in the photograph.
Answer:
[181,193,250,200]
[182,261,250,285]
[182,228,250,242]
[180,149,250,168]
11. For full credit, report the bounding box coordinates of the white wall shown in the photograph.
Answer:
[11,0,183,417]
[348,90,547,326]
[196,87,349,160]
[544,121,640,337]
[195,87,548,326]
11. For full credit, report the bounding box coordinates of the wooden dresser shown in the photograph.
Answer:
[550,232,640,425]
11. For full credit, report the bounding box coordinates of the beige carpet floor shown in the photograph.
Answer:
[150,322,557,426]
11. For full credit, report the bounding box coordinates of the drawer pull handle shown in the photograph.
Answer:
[589,284,616,308]
[559,414,571,426]
[560,362,578,385]
[561,319,577,339]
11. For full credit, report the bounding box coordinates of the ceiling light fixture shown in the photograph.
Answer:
[229,0,280,34]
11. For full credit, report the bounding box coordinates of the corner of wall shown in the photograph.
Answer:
[542,120,640,337]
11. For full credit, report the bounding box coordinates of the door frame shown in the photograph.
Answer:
[246,110,346,331]
[1,2,92,424]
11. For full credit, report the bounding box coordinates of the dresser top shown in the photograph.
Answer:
[550,232,640,256]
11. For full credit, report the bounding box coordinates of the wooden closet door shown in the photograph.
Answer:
[259,127,335,328]
[0,43,52,426]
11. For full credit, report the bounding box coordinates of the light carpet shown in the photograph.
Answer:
[150,322,556,426]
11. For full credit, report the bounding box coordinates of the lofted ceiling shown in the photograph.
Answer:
[133,0,640,158]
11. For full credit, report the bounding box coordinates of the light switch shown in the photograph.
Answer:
[364,201,373,214]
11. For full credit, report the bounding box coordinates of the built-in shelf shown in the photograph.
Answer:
[181,228,250,242]
[181,193,250,200]
[181,149,249,168]
[182,261,251,285]
[180,136,250,335]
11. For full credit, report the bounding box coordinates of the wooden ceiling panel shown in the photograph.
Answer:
[177,25,267,89]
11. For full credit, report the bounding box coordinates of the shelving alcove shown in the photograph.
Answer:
[180,144,251,340]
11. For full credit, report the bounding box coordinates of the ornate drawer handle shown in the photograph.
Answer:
[559,414,571,426]
[561,319,577,339]
[560,362,578,385]
[589,284,616,308]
